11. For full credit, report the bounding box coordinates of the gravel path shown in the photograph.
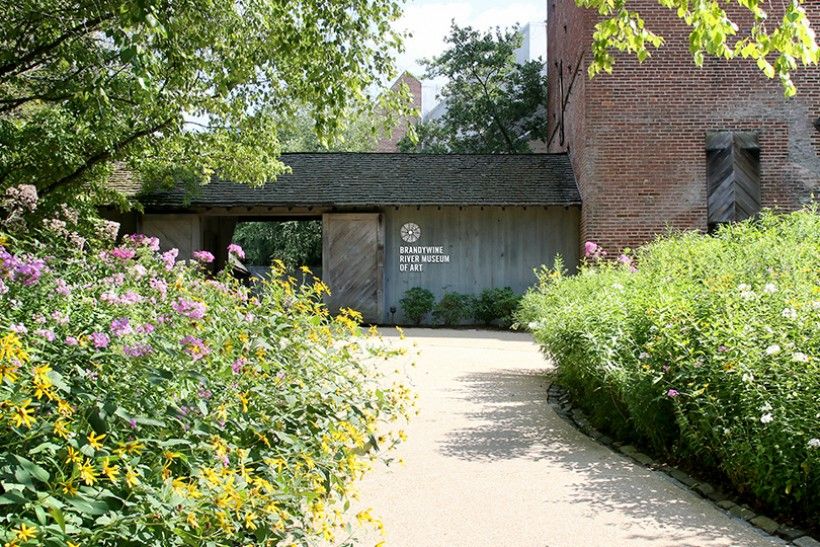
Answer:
[353,329,782,547]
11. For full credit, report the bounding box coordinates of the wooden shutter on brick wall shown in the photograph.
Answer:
[706,131,761,230]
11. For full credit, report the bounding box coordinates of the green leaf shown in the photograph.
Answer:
[15,455,50,483]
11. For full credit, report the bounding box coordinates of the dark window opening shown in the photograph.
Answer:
[706,131,761,233]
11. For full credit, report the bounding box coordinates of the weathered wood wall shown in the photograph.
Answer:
[141,215,202,260]
[383,206,580,323]
[322,213,384,323]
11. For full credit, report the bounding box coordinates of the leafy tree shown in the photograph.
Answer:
[234,220,322,269]
[276,107,380,153]
[0,0,409,209]
[399,23,547,154]
[578,0,819,97]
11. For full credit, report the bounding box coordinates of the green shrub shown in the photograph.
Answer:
[432,292,474,326]
[518,208,820,520]
[400,287,435,325]
[0,220,413,545]
[474,287,521,327]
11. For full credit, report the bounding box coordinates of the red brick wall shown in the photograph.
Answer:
[375,72,422,152]
[547,0,820,252]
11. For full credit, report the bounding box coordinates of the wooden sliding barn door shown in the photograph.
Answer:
[322,213,384,323]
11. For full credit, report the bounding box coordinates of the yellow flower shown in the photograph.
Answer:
[62,480,77,496]
[244,511,258,530]
[86,431,106,450]
[237,392,249,413]
[13,523,37,541]
[186,512,199,529]
[114,440,145,456]
[57,399,74,417]
[11,399,35,428]
[300,265,312,275]
[78,458,97,486]
[101,458,119,481]
[124,465,139,488]
[32,364,55,400]
[53,418,71,440]
[65,446,81,465]
[0,361,19,383]
[68,543,80,547]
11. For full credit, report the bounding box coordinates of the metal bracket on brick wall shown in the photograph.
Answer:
[548,50,585,149]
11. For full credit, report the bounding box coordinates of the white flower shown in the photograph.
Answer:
[740,290,755,300]
[792,352,809,363]
[639,352,650,360]
[741,372,754,383]
[760,402,773,412]
[738,283,751,291]
[813,301,820,310]
[765,344,781,356]
[782,307,798,320]
[612,283,624,290]
[763,283,777,294]
[808,438,820,449]
[760,413,774,424]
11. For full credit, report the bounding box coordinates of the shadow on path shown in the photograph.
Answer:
[437,368,777,546]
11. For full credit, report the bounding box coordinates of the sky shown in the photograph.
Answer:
[393,0,547,112]
[395,0,546,75]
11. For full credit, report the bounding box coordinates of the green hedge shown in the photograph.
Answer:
[518,208,819,519]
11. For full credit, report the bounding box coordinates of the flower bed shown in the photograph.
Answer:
[0,225,413,545]
[518,209,819,520]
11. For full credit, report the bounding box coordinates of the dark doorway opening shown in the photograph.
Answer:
[232,219,322,281]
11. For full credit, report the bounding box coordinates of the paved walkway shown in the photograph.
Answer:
[355,329,782,547]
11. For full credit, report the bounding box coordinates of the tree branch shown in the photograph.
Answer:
[469,66,515,152]
[0,14,110,81]
[38,117,176,197]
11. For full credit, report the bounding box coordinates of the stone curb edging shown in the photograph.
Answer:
[546,382,820,547]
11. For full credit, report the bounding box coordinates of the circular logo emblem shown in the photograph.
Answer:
[400,222,421,243]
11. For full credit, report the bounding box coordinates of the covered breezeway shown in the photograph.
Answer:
[106,153,582,324]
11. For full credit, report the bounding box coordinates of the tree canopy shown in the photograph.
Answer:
[399,23,548,154]
[0,0,409,209]
[579,0,819,97]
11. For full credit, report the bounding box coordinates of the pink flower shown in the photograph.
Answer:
[149,277,168,297]
[51,310,69,325]
[125,234,160,251]
[161,249,178,271]
[55,278,71,296]
[180,336,210,361]
[123,343,153,358]
[90,332,110,348]
[227,243,245,260]
[192,250,214,264]
[110,247,136,260]
[136,323,155,335]
[231,358,246,374]
[10,323,27,334]
[172,298,207,320]
[584,241,599,258]
[110,317,133,337]
[666,389,680,398]
[65,336,78,346]
[35,328,56,342]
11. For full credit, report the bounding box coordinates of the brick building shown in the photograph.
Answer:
[547,0,820,251]
[375,72,422,152]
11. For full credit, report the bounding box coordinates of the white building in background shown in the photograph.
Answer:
[421,20,547,122]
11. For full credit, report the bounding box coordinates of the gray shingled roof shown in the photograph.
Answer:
[125,153,580,208]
